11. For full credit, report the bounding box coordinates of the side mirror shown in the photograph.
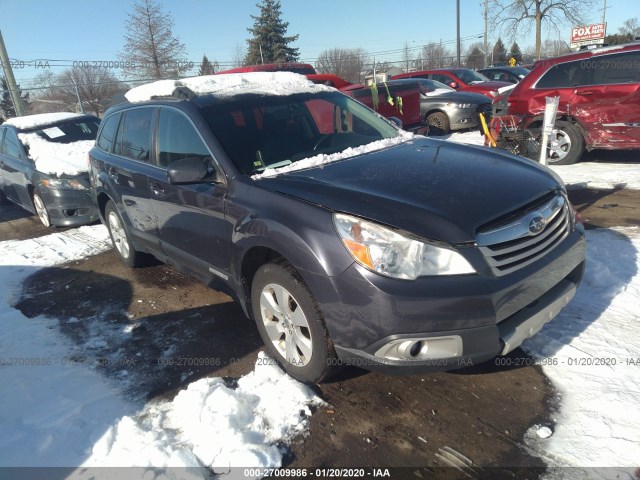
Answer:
[449,82,459,89]
[167,156,211,184]
[388,116,403,128]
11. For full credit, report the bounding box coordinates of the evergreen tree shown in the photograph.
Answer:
[245,0,299,65]
[198,55,216,75]
[509,42,523,64]
[465,46,485,70]
[492,38,507,65]
[1,77,29,119]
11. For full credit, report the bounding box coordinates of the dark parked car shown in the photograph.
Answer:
[89,73,585,383]
[478,66,530,84]
[389,78,492,134]
[391,68,511,98]
[491,42,640,164]
[0,113,101,226]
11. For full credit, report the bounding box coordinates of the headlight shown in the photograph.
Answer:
[333,213,476,280]
[448,102,474,109]
[40,178,87,190]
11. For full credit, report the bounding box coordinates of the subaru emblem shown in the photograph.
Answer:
[529,216,546,234]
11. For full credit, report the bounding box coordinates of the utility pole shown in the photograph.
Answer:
[70,73,84,114]
[602,0,607,24]
[484,0,489,67]
[0,29,24,117]
[456,0,461,67]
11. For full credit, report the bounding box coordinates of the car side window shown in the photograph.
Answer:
[96,113,121,153]
[156,108,211,168]
[432,74,452,85]
[590,52,640,85]
[536,59,588,88]
[2,129,23,158]
[116,108,153,162]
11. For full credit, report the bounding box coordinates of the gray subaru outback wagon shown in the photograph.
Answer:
[89,73,585,383]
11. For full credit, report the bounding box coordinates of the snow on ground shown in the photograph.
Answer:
[0,225,322,472]
[84,352,323,472]
[125,72,333,103]
[522,227,640,477]
[4,112,87,130]
[445,131,640,190]
[18,133,94,176]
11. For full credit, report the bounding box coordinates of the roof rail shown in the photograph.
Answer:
[170,86,197,100]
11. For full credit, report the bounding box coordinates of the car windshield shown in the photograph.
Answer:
[32,118,100,144]
[453,69,490,84]
[200,91,400,175]
[511,66,531,77]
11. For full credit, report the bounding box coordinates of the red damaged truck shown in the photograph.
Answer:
[491,42,640,164]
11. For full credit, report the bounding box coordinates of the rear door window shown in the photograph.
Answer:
[116,108,153,162]
[96,113,121,153]
[589,51,640,85]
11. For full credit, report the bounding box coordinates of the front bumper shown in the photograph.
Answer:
[38,187,99,227]
[305,228,585,374]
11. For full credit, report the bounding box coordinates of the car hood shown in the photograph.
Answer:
[255,140,562,243]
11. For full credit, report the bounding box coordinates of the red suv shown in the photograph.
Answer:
[492,43,640,164]
[391,68,510,98]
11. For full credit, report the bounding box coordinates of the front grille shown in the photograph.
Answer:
[477,194,571,276]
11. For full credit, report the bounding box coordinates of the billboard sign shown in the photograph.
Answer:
[570,23,607,48]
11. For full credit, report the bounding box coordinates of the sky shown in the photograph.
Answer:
[0,0,635,90]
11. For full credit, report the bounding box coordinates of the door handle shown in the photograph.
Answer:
[149,182,165,198]
[575,89,596,95]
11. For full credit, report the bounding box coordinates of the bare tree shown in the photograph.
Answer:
[539,39,571,58]
[401,42,414,72]
[30,69,127,116]
[619,18,640,37]
[418,42,453,69]
[315,48,368,83]
[232,42,246,68]
[491,0,596,59]
[120,0,189,80]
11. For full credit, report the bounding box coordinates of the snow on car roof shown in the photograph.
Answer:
[18,133,93,177]
[5,112,87,130]
[124,72,333,103]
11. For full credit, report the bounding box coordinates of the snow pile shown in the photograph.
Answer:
[18,132,94,176]
[125,72,333,103]
[0,226,323,470]
[523,227,640,471]
[0,225,127,467]
[5,112,87,130]
[252,133,416,180]
[84,352,323,470]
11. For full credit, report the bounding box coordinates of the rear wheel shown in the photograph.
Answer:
[545,121,584,165]
[32,192,51,227]
[105,200,143,267]
[251,260,337,383]
[426,112,450,135]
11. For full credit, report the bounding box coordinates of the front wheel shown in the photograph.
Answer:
[32,192,51,227]
[251,260,337,383]
[545,121,584,165]
[105,200,143,267]
[426,112,450,135]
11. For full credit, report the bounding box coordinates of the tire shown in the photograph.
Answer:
[426,112,450,135]
[545,121,584,165]
[105,200,143,268]
[251,260,337,383]
[32,192,52,227]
